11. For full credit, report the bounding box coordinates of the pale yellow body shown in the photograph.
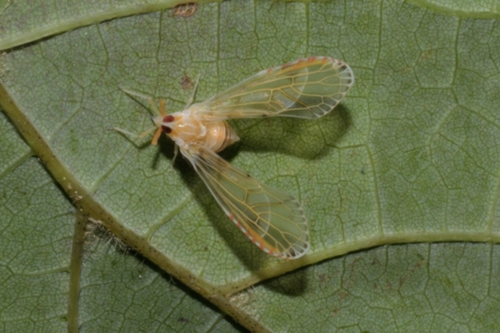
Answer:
[155,110,239,152]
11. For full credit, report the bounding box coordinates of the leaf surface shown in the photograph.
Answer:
[1,1,500,332]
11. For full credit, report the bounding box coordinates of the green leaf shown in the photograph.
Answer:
[1,1,500,332]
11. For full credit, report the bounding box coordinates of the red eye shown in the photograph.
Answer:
[164,115,175,122]
[162,126,172,134]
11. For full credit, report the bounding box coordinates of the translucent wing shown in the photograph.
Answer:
[190,56,354,120]
[180,144,309,259]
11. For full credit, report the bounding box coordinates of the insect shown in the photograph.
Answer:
[115,56,354,259]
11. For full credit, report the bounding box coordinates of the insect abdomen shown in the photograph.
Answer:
[204,121,239,152]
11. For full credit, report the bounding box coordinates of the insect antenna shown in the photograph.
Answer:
[120,87,162,117]
[116,87,165,145]
[113,126,157,140]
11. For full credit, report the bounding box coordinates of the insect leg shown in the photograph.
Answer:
[184,74,201,109]
[170,144,180,170]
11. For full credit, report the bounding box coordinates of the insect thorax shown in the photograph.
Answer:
[169,114,239,152]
